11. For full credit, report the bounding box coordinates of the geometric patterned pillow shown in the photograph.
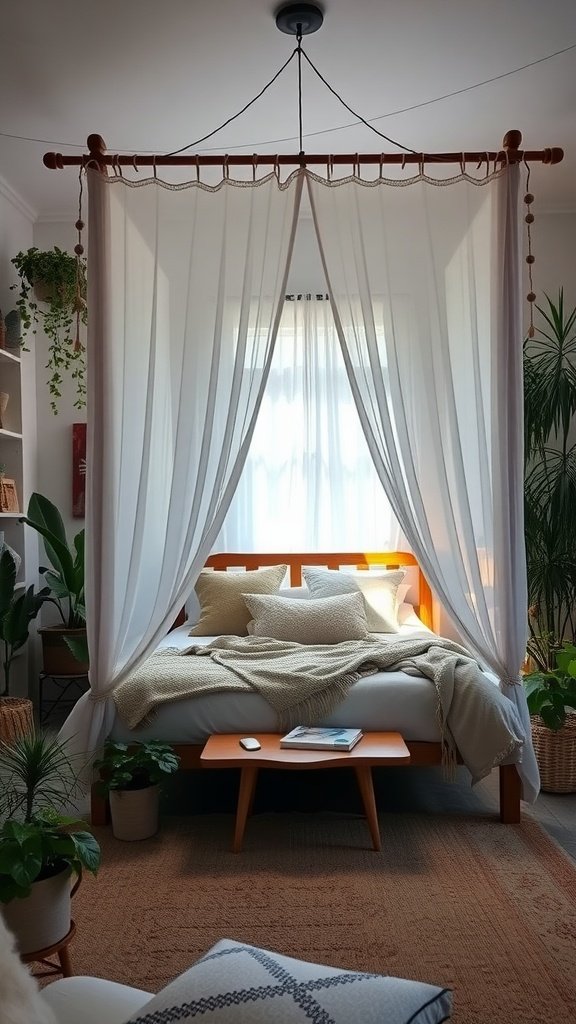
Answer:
[127,938,452,1023]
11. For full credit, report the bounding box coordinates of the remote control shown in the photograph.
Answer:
[239,737,261,751]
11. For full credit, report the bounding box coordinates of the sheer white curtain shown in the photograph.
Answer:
[59,169,302,761]
[218,295,404,551]
[308,168,539,801]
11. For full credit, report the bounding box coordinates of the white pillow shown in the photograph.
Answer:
[127,938,453,1023]
[398,602,434,633]
[242,591,369,644]
[302,567,405,633]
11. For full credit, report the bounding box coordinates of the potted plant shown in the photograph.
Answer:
[0,732,101,954]
[524,644,576,793]
[524,290,576,671]
[10,246,87,413]
[0,547,50,743]
[20,492,88,675]
[94,740,180,841]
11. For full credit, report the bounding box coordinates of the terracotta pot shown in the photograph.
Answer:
[0,697,34,745]
[2,867,74,955]
[38,626,88,675]
[109,785,160,841]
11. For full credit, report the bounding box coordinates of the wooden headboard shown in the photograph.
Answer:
[203,551,433,629]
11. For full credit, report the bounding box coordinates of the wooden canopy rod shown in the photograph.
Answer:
[43,130,563,172]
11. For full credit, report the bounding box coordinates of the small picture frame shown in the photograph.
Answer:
[0,478,19,513]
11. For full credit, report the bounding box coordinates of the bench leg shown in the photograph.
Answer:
[58,943,73,978]
[355,766,381,851]
[233,766,259,853]
[499,764,521,823]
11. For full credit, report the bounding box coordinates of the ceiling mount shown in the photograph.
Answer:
[275,3,324,36]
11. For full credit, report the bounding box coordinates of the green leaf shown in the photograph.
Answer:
[70,831,101,875]
[0,548,17,620]
[22,493,76,596]
[539,703,566,731]
[64,633,89,665]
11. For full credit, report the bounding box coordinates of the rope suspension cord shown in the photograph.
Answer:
[41,25,563,172]
[297,23,304,157]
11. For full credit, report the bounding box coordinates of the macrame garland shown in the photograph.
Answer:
[524,162,536,339]
[73,168,87,352]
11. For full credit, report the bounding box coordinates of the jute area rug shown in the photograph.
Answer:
[69,811,576,1024]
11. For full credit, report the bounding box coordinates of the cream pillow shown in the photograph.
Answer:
[189,565,287,636]
[242,591,369,645]
[302,567,405,633]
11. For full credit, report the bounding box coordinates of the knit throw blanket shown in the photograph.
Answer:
[113,635,524,784]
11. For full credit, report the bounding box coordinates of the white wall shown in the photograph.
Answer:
[32,220,85,544]
[0,176,40,696]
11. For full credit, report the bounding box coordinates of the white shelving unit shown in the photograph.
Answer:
[0,348,25,589]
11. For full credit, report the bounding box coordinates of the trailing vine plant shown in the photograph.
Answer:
[11,247,87,414]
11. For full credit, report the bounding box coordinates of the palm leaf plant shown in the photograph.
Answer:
[524,290,576,670]
[20,492,88,668]
[0,547,50,697]
[0,732,100,906]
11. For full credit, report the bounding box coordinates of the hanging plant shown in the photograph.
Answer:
[10,247,87,414]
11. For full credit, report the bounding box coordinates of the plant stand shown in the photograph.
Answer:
[531,715,576,793]
[21,921,76,979]
[0,697,34,745]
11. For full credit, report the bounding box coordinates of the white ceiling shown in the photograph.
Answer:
[1,0,575,218]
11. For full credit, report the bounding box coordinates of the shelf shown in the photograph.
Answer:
[0,428,22,440]
[0,349,21,365]
[0,512,22,519]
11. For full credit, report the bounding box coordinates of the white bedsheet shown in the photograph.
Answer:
[110,622,502,745]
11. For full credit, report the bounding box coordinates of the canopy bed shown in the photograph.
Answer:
[43,22,563,822]
[87,550,525,826]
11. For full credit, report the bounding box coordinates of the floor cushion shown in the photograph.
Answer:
[127,938,452,1023]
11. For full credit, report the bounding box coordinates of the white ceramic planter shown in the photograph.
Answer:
[3,867,72,955]
[109,785,160,841]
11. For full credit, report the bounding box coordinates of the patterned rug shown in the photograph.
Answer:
[65,811,575,1023]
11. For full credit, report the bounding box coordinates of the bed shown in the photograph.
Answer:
[93,552,523,824]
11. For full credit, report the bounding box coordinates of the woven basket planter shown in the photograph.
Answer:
[0,697,34,746]
[531,714,576,793]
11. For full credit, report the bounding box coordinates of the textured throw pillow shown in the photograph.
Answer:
[189,565,287,636]
[127,938,453,1023]
[242,591,369,644]
[302,567,406,633]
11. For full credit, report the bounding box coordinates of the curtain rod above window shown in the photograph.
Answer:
[43,130,563,171]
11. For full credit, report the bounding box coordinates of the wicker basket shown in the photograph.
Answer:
[0,697,34,746]
[531,714,576,793]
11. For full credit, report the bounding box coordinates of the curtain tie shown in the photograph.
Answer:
[88,689,113,704]
[501,674,522,688]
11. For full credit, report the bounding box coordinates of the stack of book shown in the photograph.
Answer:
[280,727,363,751]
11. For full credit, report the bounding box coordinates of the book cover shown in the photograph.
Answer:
[280,726,363,751]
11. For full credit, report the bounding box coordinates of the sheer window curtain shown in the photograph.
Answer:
[308,167,539,801]
[217,295,404,551]
[59,168,303,763]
